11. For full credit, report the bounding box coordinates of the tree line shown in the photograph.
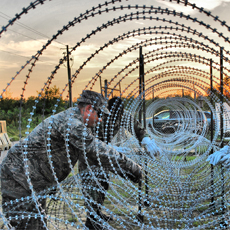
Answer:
[0,86,68,141]
[1,81,230,141]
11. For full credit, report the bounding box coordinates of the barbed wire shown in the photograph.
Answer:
[1,0,230,229]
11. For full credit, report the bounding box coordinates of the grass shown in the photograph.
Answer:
[172,155,197,161]
[1,153,229,229]
[7,123,37,141]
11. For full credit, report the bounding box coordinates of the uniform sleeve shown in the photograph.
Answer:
[133,119,150,142]
[86,138,142,183]
[66,117,142,183]
[124,110,149,142]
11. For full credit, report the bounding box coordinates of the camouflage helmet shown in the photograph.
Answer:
[78,90,110,115]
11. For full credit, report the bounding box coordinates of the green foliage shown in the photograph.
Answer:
[0,86,67,140]
[172,156,197,161]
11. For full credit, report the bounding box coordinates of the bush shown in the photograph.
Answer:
[0,86,67,141]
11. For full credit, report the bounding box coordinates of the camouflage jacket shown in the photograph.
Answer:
[79,110,149,173]
[1,107,141,192]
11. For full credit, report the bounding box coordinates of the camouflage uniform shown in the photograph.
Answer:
[1,100,142,229]
[79,103,149,227]
[111,110,149,143]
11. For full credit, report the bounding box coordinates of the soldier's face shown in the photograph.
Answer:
[88,109,99,127]
[82,105,99,127]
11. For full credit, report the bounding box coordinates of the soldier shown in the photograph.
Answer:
[1,90,142,230]
[79,96,160,229]
[103,97,160,156]
[107,97,150,143]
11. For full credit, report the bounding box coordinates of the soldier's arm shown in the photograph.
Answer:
[133,118,150,142]
[66,118,142,183]
[86,138,142,183]
[124,110,149,142]
[129,116,160,158]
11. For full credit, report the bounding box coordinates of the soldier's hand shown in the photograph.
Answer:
[206,145,230,165]
[113,146,131,154]
[141,137,161,158]
[108,143,131,154]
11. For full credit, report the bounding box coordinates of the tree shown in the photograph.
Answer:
[0,86,68,141]
[35,85,67,115]
[223,76,230,98]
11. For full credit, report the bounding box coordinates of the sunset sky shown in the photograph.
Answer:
[1,0,230,100]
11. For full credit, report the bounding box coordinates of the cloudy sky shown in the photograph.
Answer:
[1,0,230,99]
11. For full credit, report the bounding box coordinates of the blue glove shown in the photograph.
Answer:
[206,145,230,165]
[141,136,160,157]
